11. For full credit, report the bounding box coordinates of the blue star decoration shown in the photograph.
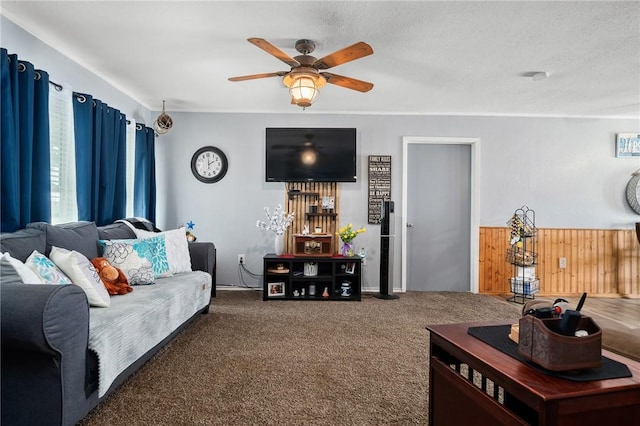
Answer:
[186,220,195,230]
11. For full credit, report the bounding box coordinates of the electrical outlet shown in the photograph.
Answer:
[559,257,567,269]
[238,254,245,265]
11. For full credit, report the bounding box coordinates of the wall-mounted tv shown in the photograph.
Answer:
[265,128,357,182]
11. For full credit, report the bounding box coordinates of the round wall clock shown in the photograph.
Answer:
[191,146,228,183]
[626,172,640,215]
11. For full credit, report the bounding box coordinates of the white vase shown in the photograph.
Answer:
[274,234,285,256]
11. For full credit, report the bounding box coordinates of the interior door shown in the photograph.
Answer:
[404,142,472,291]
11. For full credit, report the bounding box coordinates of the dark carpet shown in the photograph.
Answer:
[79,290,524,425]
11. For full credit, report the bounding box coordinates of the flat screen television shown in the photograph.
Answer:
[265,128,357,182]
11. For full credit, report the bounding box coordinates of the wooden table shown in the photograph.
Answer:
[427,321,640,426]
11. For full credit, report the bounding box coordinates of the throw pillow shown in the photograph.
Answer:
[134,227,192,274]
[97,239,157,285]
[119,235,170,277]
[1,252,43,284]
[49,247,111,307]
[25,250,72,285]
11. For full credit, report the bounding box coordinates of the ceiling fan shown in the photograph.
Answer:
[228,38,374,108]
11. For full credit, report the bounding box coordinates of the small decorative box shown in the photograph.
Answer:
[293,234,333,257]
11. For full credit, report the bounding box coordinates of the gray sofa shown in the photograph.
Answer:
[0,221,216,426]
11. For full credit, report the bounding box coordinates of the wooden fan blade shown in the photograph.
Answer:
[313,42,373,70]
[248,38,300,67]
[322,72,374,92]
[228,72,287,82]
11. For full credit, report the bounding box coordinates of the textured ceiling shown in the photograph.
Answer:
[2,1,639,117]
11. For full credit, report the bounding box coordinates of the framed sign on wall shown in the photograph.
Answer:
[616,133,640,158]
[368,155,392,224]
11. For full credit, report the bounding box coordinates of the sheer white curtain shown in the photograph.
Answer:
[49,82,77,224]
[125,119,137,217]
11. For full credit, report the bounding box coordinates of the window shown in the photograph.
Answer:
[125,119,136,217]
[49,84,137,223]
[49,82,77,224]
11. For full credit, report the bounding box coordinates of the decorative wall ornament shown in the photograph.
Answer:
[153,100,173,136]
[626,170,640,215]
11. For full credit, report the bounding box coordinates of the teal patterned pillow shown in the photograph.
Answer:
[99,235,170,282]
[25,250,72,284]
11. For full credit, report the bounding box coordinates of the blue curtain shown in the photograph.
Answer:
[134,125,156,222]
[1,48,51,232]
[73,93,127,226]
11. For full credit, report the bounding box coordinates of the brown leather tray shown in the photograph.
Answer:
[518,315,602,371]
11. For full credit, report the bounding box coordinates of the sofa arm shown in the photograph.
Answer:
[1,283,90,426]
[188,241,216,297]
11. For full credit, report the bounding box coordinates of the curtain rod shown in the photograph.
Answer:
[49,78,63,91]
[49,78,139,125]
[16,59,146,130]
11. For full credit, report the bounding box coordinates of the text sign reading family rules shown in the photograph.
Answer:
[368,155,391,224]
[616,133,640,158]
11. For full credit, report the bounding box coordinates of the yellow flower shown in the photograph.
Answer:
[336,223,366,243]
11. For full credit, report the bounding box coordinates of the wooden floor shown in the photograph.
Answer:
[558,296,639,331]
[501,294,640,330]
[502,294,640,361]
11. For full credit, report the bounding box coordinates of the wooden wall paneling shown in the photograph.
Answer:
[479,228,488,291]
[332,184,340,253]
[479,227,509,293]
[585,230,595,294]
[626,233,640,294]
[557,229,567,294]
[541,228,553,293]
[598,230,605,294]
[576,230,585,294]
[621,229,640,295]
[479,227,639,297]
[284,182,339,254]
[617,230,626,295]
[569,229,578,294]
[479,228,489,292]
[632,230,640,295]
[493,227,509,293]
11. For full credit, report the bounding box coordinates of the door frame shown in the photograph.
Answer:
[401,136,481,293]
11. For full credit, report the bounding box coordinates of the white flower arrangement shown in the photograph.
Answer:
[256,204,295,235]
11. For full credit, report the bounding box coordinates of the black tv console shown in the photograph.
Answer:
[263,254,361,301]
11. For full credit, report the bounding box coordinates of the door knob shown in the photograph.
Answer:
[407,222,414,228]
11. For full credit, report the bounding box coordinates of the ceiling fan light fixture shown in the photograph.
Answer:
[289,75,319,108]
[153,100,173,135]
[283,72,327,108]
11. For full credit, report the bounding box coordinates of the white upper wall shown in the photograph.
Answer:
[1,16,151,124]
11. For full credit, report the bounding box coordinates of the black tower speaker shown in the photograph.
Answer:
[374,200,398,300]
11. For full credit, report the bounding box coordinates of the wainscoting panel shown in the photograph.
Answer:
[479,227,640,297]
